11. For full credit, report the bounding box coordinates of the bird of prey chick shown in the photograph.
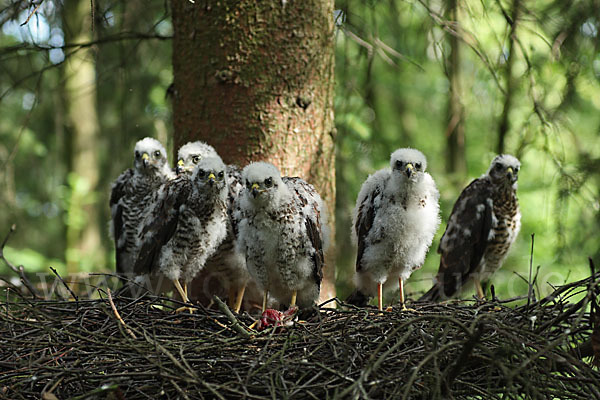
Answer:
[174,141,252,313]
[348,148,440,311]
[110,137,175,278]
[420,154,521,301]
[175,141,219,175]
[134,156,229,310]
[235,162,329,311]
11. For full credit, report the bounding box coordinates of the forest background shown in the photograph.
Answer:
[1,0,599,302]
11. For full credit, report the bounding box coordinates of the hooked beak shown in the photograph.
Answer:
[142,153,150,168]
[507,167,515,182]
[208,172,216,185]
[176,159,185,175]
[405,163,414,178]
[251,183,260,198]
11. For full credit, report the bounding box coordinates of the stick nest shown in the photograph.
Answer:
[1,272,599,400]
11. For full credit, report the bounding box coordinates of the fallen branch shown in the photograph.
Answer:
[212,295,251,339]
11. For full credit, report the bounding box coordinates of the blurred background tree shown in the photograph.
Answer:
[1,0,599,302]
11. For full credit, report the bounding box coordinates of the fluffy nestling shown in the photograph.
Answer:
[348,148,440,311]
[109,137,175,277]
[174,141,253,313]
[175,141,219,175]
[420,154,521,301]
[133,156,229,307]
[234,162,329,310]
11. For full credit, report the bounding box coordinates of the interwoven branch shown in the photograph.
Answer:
[1,271,599,399]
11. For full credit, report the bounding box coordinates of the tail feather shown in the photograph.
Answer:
[418,284,444,302]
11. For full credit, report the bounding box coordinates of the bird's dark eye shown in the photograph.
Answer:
[135,151,140,158]
[246,180,252,189]
[154,150,161,158]
[218,171,224,179]
[198,169,206,178]
[265,177,273,187]
[395,160,403,169]
[192,156,200,164]
[415,162,422,170]
[495,163,503,170]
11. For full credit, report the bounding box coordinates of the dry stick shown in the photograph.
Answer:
[141,330,197,380]
[20,1,43,26]
[49,267,78,302]
[212,295,251,339]
[526,233,535,313]
[106,288,137,339]
[0,224,39,298]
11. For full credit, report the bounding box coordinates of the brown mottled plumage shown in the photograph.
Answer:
[420,154,521,301]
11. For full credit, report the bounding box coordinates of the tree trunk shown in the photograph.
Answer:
[62,0,103,273]
[445,0,466,175]
[497,0,521,154]
[171,0,336,302]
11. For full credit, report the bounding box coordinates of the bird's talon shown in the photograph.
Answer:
[174,306,195,314]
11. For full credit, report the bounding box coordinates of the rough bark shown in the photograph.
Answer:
[171,0,336,301]
[62,0,103,273]
[445,0,466,174]
[497,0,521,154]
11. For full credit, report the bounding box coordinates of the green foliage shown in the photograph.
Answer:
[334,0,600,301]
[1,0,599,304]
[0,1,173,275]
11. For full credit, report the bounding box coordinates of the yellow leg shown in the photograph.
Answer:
[173,279,190,303]
[172,280,193,314]
[234,285,246,314]
[475,279,485,300]
[184,282,188,299]
[290,290,297,307]
[397,278,417,312]
[399,277,407,311]
[262,289,269,312]
[377,282,383,311]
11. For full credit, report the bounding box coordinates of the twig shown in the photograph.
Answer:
[527,233,535,313]
[20,1,43,26]
[49,266,78,302]
[106,288,137,339]
[212,295,251,339]
[0,224,39,299]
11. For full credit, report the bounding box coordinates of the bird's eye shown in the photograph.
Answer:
[192,155,200,164]
[514,167,519,173]
[218,171,224,179]
[198,169,206,178]
[265,177,273,187]
[495,163,503,170]
[135,151,140,158]
[395,160,403,169]
[154,150,161,158]
[415,162,422,170]
[246,180,252,189]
